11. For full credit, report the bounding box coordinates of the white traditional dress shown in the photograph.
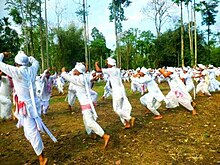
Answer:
[0,53,56,156]
[40,70,57,114]
[165,70,194,111]
[0,75,13,119]
[102,66,132,126]
[138,71,168,116]
[61,69,105,137]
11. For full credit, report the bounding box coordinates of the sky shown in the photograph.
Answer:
[0,0,220,50]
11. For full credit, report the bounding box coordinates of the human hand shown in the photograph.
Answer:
[2,52,11,58]
[61,67,66,72]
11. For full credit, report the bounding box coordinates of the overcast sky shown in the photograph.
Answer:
[0,0,220,49]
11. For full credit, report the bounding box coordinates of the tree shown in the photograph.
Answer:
[151,24,209,67]
[185,0,194,66]
[196,0,219,45]
[6,0,43,58]
[142,0,174,37]
[0,17,21,64]
[172,0,185,67]
[108,0,132,68]
[90,27,110,68]
[51,24,85,70]
[120,28,138,69]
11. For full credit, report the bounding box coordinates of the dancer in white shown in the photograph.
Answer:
[95,58,135,129]
[0,51,57,165]
[40,68,57,114]
[61,63,110,149]
[195,64,211,97]
[0,70,13,119]
[208,64,220,92]
[138,67,169,120]
[159,67,197,115]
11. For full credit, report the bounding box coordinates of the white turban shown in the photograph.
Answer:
[136,67,140,71]
[166,67,175,72]
[140,67,148,75]
[107,58,116,66]
[183,67,188,71]
[208,64,214,68]
[91,70,96,74]
[198,64,206,70]
[15,51,29,66]
[74,62,86,73]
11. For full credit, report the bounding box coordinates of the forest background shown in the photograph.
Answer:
[0,0,220,72]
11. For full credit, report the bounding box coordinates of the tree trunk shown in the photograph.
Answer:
[28,6,35,57]
[188,2,194,67]
[180,1,184,67]
[83,0,88,65]
[194,0,197,66]
[39,0,45,71]
[113,0,120,68]
[45,0,49,68]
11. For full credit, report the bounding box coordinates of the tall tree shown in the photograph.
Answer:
[142,0,174,37]
[120,28,138,69]
[196,0,219,45]
[51,24,85,70]
[0,17,21,60]
[75,0,89,67]
[193,0,198,66]
[90,27,110,68]
[185,0,194,66]
[108,0,132,68]
[39,0,45,70]
[6,0,42,57]
[172,0,185,67]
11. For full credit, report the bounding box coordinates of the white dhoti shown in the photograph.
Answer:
[166,90,193,111]
[67,90,76,106]
[0,95,12,119]
[23,116,44,156]
[196,81,211,96]
[113,96,132,125]
[140,94,161,116]
[82,109,104,137]
[41,100,49,114]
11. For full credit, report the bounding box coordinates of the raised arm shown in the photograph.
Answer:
[95,62,102,73]
[159,68,172,78]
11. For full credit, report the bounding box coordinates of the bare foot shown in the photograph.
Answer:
[130,117,135,127]
[192,109,197,115]
[153,115,163,120]
[192,102,196,108]
[39,157,48,165]
[103,134,110,149]
[124,120,131,129]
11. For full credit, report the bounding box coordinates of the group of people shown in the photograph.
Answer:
[1,50,220,164]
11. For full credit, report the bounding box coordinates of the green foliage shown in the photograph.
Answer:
[120,28,155,69]
[151,24,210,68]
[109,0,132,33]
[51,24,85,71]
[209,46,220,66]
[0,17,21,64]
[90,27,111,68]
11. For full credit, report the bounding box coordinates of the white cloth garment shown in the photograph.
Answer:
[0,53,57,156]
[61,71,104,137]
[138,74,168,116]
[0,75,12,119]
[102,66,132,125]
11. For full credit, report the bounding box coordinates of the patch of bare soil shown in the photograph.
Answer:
[0,82,220,165]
